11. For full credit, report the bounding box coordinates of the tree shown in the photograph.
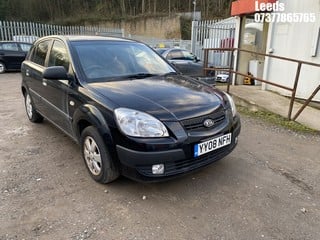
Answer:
[0,0,233,23]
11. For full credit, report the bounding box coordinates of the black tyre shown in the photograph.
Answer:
[80,126,119,183]
[0,62,6,73]
[24,91,43,123]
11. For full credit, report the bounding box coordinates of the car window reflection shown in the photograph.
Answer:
[73,41,175,82]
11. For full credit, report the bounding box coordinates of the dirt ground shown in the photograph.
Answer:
[1,73,320,240]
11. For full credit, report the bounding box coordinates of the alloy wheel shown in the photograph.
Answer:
[83,136,102,176]
[25,94,33,119]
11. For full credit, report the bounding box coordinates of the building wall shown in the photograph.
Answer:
[94,16,182,39]
[264,0,320,101]
[236,16,269,84]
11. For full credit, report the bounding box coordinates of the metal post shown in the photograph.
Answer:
[203,49,208,76]
[288,62,302,120]
[193,1,196,20]
[227,49,235,93]
[191,21,198,54]
[293,84,320,121]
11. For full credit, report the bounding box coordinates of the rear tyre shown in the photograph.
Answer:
[24,92,43,123]
[80,126,119,183]
[0,62,6,73]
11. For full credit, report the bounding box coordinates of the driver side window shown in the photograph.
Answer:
[48,40,70,71]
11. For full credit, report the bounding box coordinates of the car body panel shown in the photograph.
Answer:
[87,76,222,121]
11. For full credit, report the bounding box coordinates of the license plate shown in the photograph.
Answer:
[194,133,232,157]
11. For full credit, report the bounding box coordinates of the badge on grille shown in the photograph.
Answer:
[203,119,214,128]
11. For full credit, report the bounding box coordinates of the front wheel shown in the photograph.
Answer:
[80,126,119,183]
[24,92,43,123]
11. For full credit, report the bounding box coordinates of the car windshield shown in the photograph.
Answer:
[72,41,176,82]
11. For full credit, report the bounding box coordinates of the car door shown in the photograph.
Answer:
[0,42,26,70]
[41,39,73,135]
[23,39,52,111]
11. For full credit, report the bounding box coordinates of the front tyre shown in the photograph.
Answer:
[24,92,43,123]
[81,126,119,183]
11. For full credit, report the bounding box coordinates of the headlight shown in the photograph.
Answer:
[224,92,237,117]
[114,108,169,137]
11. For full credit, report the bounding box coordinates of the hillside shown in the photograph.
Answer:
[0,0,232,24]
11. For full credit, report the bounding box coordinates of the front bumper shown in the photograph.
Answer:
[116,115,241,182]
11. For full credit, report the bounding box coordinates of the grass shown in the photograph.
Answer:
[237,105,319,135]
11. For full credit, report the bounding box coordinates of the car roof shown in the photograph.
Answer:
[161,48,194,56]
[166,48,188,51]
[35,35,136,43]
[0,41,32,44]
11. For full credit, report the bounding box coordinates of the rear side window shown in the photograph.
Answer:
[0,43,19,51]
[19,43,31,52]
[48,40,69,70]
[167,50,183,60]
[30,40,50,66]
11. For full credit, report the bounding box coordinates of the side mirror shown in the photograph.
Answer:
[43,66,68,80]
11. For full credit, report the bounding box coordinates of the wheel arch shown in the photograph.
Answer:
[21,85,27,96]
[73,104,114,146]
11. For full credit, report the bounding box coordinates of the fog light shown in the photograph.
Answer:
[152,164,164,175]
[235,137,238,144]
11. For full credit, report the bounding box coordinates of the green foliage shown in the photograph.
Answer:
[0,0,7,19]
[1,0,232,23]
[237,105,319,134]
[180,17,192,40]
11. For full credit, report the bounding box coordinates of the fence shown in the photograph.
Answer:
[191,18,237,67]
[0,20,191,50]
[0,20,124,43]
[203,47,320,121]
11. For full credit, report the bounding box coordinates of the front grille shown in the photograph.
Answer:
[136,142,235,178]
[181,108,226,131]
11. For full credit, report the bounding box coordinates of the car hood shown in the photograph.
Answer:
[87,75,224,121]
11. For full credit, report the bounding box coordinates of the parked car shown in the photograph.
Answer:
[21,36,241,183]
[216,73,230,83]
[0,41,32,73]
[154,47,169,55]
[160,48,204,77]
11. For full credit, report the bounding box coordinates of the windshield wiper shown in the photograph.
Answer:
[126,73,159,79]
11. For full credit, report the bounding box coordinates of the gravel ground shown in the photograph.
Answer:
[1,73,320,240]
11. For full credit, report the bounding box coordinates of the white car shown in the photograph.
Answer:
[216,74,229,83]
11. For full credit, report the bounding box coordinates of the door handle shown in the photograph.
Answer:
[42,79,47,86]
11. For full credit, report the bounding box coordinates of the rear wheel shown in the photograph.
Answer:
[24,92,43,123]
[0,62,6,73]
[81,126,119,183]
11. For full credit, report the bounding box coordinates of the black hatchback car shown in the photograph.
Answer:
[0,41,32,73]
[21,35,240,183]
